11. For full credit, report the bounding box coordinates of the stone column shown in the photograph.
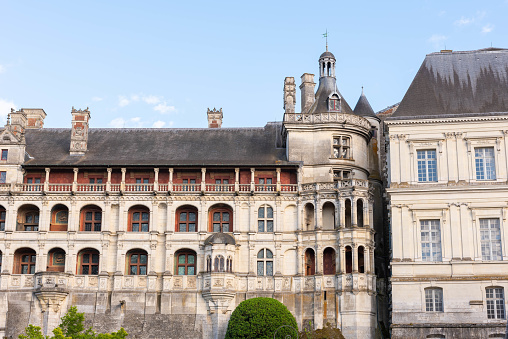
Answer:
[351,198,357,227]
[352,244,358,273]
[234,168,239,192]
[168,168,173,192]
[121,168,126,191]
[276,168,281,192]
[106,168,112,192]
[72,168,78,192]
[44,168,50,192]
[201,168,206,192]
[250,168,255,192]
[153,168,159,192]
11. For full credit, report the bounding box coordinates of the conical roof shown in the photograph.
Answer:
[353,90,378,119]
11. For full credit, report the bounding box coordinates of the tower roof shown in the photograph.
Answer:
[307,77,355,115]
[391,48,508,118]
[319,50,335,59]
[204,233,236,245]
[354,89,378,119]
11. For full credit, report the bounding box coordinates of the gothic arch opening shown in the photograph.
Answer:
[305,248,315,276]
[345,199,352,227]
[322,202,335,230]
[304,203,315,231]
[357,199,364,227]
[345,246,352,274]
[323,247,336,275]
[358,246,365,273]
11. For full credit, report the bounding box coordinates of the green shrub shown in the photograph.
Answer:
[225,297,298,339]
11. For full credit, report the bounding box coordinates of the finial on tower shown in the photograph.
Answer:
[322,30,328,51]
[362,86,364,95]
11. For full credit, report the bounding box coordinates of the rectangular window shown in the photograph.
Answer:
[0,171,6,184]
[421,220,442,261]
[417,150,437,182]
[1,149,7,160]
[487,287,505,319]
[480,218,502,261]
[475,147,496,180]
[425,288,443,312]
[333,136,351,159]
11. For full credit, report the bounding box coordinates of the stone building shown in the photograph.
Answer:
[386,48,508,339]
[0,49,385,338]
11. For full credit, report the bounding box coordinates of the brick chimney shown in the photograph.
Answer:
[8,108,27,139]
[284,77,296,113]
[207,108,223,128]
[22,108,46,129]
[70,107,91,155]
[299,73,316,113]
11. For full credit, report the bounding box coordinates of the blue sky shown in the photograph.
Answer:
[0,0,507,128]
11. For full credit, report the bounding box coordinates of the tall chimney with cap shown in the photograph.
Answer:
[70,107,91,155]
[299,73,315,113]
[284,77,296,113]
[207,108,223,128]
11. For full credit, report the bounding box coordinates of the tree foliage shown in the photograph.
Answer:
[225,297,298,339]
[19,306,128,339]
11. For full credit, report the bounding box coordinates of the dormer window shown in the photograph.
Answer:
[328,94,341,112]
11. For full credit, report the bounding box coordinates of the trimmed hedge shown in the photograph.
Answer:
[225,297,298,339]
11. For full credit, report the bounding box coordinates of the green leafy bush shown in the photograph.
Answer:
[299,322,345,339]
[225,297,298,339]
[19,306,128,339]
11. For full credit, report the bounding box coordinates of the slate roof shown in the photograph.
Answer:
[204,233,236,246]
[320,51,335,59]
[391,48,508,118]
[22,122,291,167]
[353,90,378,119]
[307,77,355,115]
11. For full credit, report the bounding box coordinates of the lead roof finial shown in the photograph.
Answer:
[323,29,328,51]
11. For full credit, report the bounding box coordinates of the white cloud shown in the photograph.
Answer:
[482,24,494,33]
[142,95,161,105]
[109,117,126,128]
[428,34,448,49]
[92,96,103,102]
[438,10,446,16]
[109,117,146,128]
[118,95,130,107]
[0,98,16,122]
[0,65,4,73]
[152,120,166,128]
[454,11,486,27]
[154,102,176,114]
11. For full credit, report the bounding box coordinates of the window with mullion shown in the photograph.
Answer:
[24,212,39,231]
[176,251,196,275]
[81,208,102,232]
[258,205,274,232]
[0,207,6,231]
[475,147,496,180]
[421,220,442,261]
[212,210,230,232]
[257,249,274,276]
[131,210,149,232]
[480,218,503,261]
[425,288,443,312]
[177,209,197,232]
[487,287,505,319]
[417,150,437,182]
[128,252,148,275]
[79,251,99,275]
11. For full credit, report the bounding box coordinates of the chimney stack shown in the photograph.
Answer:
[22,109,46,129]
[8,108,27,138]
[283,77,296,113]
[207,108,223,128]
[299,73,315,113]
[70,107,91,155]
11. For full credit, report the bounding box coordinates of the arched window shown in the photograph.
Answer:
[50,204,69,231]
[127,249,148,275]
[258,205,273,232]
[209,205,232,232]
[77,248,100,275]
[323,247,336,275]
[80,205,102,232]
[175,250,196,275]
[47,248,65,272]
[257,249,273,276]
[129,205,149,232]
[425,287,443,312]
[305,248,315,276]
[206,255,212,272]
[358,246,365,273]
[345,246,352,273]
[357,199,364,227]
[176,206,198,232]
[226,256,233,273]
[322,202,335,230]
[17,204,39,231]
[0,205,5,231]
[14,248,36,274]
[214,255,225,272]
[304,203,315,231]
[345,199,352,227]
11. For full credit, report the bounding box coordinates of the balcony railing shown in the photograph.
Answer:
[6,181,300,194]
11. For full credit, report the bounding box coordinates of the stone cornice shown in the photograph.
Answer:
[385,113,508,126]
